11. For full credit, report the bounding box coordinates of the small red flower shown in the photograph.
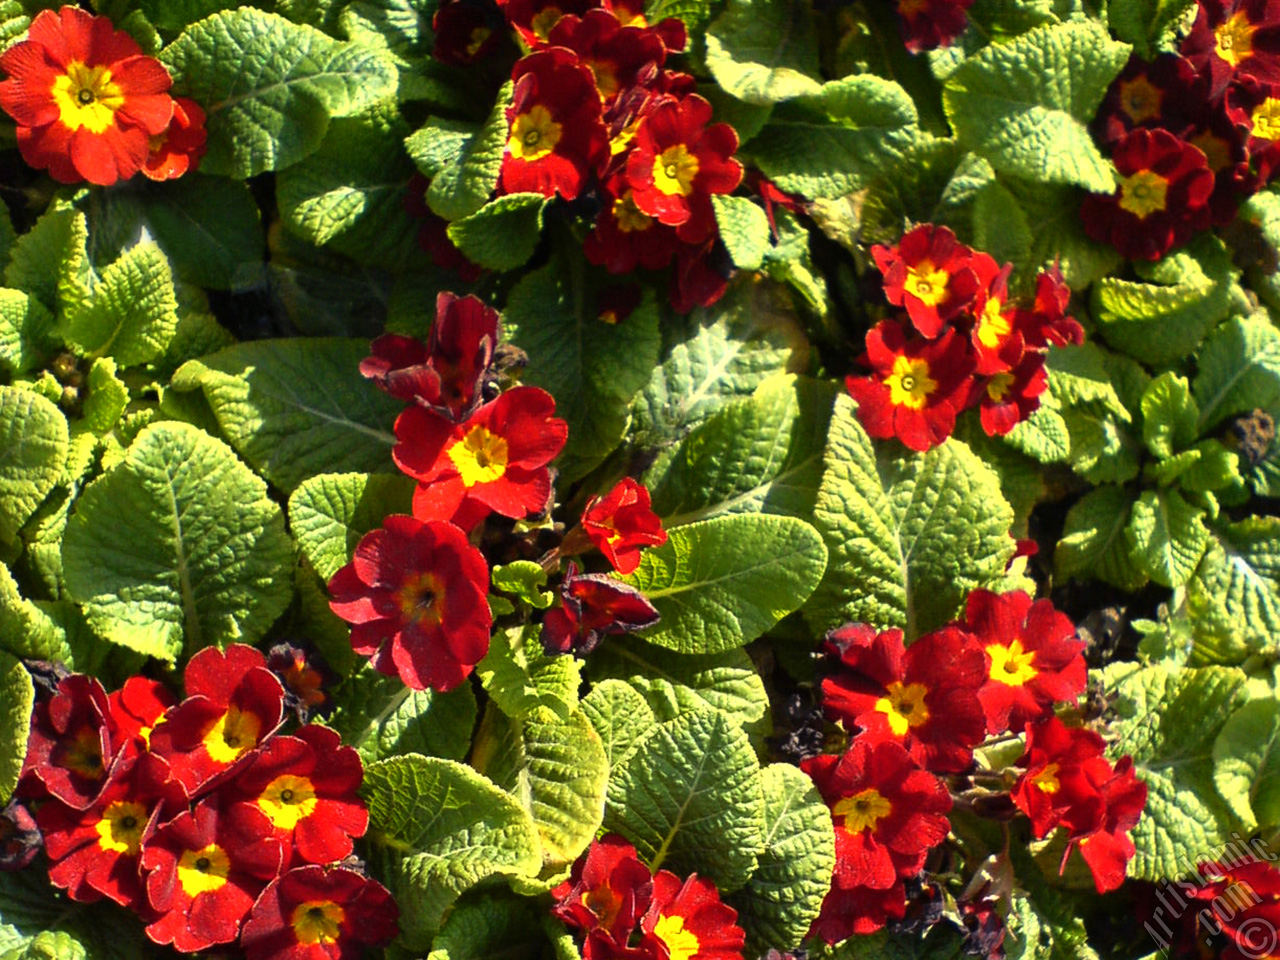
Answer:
[1182,0,1280,96]
[808,879,907,942]
[1227,74,1280,181]
[1067,755,1147,893]
[894,0,974,53]
[19,673,116,809]
[141,96,206,181]
[637,871,746,960]
[1094,54,1202,146]
[107,675,176,760]
[1187,859,1280,959]
[579,477,667,575]
[844,320,974,452]
[328,514,491,692]
[241,865,399,960]
[550,10,671,102]
[964,589,1087,734]
[625,95,742,244]
[1080,128,1215,261]
[0,6,174,185]
[1011,716,1107,839]
[584,180,679,274]
[552,833,653,941]
[540,565,661,656]
[1012,266,1084,349]
[820,623,988,774]
[393,385,568,530]
[504,0,594,47]
[501,48,608,200]
[872,224,979,338]
[972,351,1048,438]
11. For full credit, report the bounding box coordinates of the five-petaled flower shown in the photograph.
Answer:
[579,477,667,575]
[551,833,653,942]
[1181,0,1280,96]
[872,224,980,338]
[637,871,746,959]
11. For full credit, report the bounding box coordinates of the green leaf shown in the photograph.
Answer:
[971,179,1033,270]
[0,563,70,663]
[1194,314,1280,433]
[711,195,771,271]
[1054,485,1147,591]
[727,764,835,956]
[1108,0,1197,58]
[1004,405,1071,463]
[1141,372,1200,460]
[472,704,609,867]
[580,678,657,768]
[63,241,178,367]
[646,374,836,527]
[61,422,295,659]
[81,358,129,436]
[1127,488,1211,588]
[807,394,1014,638]
[362,756,542,949]
[414,82,512,221]
[1213,698,1280,832]
[998,176,1122,290]
[160,8,397,178]
[0,652,32,803]
[288,472,415,581]
[133,176,265,290]
[704,0,822,104]
[171,339,403,492]
[333,669,478,765]
[426,898,544,960]
[504,261,661,481]
[587,636,768,728]
[1186,518,1280,664]
[1044,342,1132,416]
[620,514,826,654]
[477,625,582,722]
[489,561,553,611]
[746,76,919,199]
[605,709,765,892]
[446,194,547,272]
[4,203,82,316]
[1106,663,1247,880]
[645,0,712,30]
[0,387,68,545]
[0,289,54,376]
[1059,402,1142,484]
[942,21,1130,191]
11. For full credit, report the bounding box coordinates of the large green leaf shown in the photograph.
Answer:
[447,194,547,272]
[619,514,827,654]
[1213,698,1280,832]
[288,472,415,581]
[1108,0,1197,58]
[160,8,397,178]
[406,82,512,222]
[605,709,765,892]
[704,0,822,104]
[807,394,1014,638]
[1054,485,1146,591]
[64,242,179,367]
[476,625,582,722]
[0,563,70,663]
[942,21,1130,191]
[61,422,295,659]
[1193,314,1280,433]
[362,756,542,949]
[0,387,68,545]
[171,339,403,492]
[1186,519,1280,664]
[331,668,478,766]
[580,679,657,768]
[1126,488,1210,588]
[0,652,32,804]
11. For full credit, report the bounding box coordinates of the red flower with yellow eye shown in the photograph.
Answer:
[19,674,116,809]
[549,10,670,102]
[552,833,653,941]
[872,224,979,338]
[1182,0,1280,96]
[1094,53,1201,146]
[0,6,173,185]
[501,48,608,200]
[142,798,285,953]
[241,865,399,960]
[973,351,1048,438]
[107,675,176,760]
[226,725,367,867]
[1081,128,1215,261]
[328,514,492,692]
[393,385,568,530]
[148,644,286,797]
[967,253,1024,375]
[625,94,742,244]
[1011,716,1108,839]
[585,181,679,273]
[637,871,745,960]
[141,95,206,181]
[1227,74,1280,181]
[963,589,1087,734]
[844,320,974,452]
[894,0,974,52]
[579,477,667,575]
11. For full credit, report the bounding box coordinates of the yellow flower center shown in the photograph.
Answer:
[1118,76,1162,125]
[1190,131,1231,172]
[903,259,950,308]
[466,26,491,57]
[202,705,262,765]
[258,774,319,830]
[1117,169,1169,219]
[508,105,562,162]
[874,681,931,737]
[1215,9,1256,67]
[987,638,1039,686]
[59,726,105,779]
[397,570,444,626]
[610,118,642,156]
[885,355,937,411]
[833,787,893,834]
[1030,762,1061,795]
[652,914,701,960]
[449,424,509,486]
[613,191,653,233]
[177,843,231,897]
[1252,98,1280,141]
[652,144,699,197]
[94,801,147,855]
[51,61,125,135]
[986,372,1016,403]
[976,296,1012,350]
[586,58,620,99]
[582,885,623,927]
[530,5,563,40]
[291,900,346,945]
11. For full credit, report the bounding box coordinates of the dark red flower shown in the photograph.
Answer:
[241,865,399,960]
[433,0,505,66]
[637,871,746,959]
[1011,716,1107,839]
[967,253,1024,375]
[1080,128,1215,261]
[0,6,174,185]
[501,48,608,200]
[328,514,491,692]
[141,95,206,181]
[579,477,667,575]
[504,0,594,47]
[266,643,332,720]
[19,674,116,808]
[808,879,907,942]
[872,224,980,338]
[540,564,660,656]
[964,589,1087,734]
[894,0,974,52]
[142,798,284,952]
[550,10,671,103]
[1227,74,1280,180]
[1094,54,1202,146]
[844,319,974,452]
[552,833,653,940]
[1182,0,1280,96]
[393,386,568,530]
[584,180,679,274]
[972,351,1048,437]
[669,236,732,314]
[820,623,987,774]
[1188,859,1280,959]
[625,95,742,244]
[1012,267,1084,349]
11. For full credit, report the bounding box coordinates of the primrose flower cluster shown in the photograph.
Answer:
[0,6,206,185]
[844,224,1084,451]
[5,645,398,959]
[803,589,1147,944]
[1082,0,1280,259]
[328,291,668,691]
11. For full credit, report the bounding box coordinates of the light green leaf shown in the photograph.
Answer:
[711,195,771,271]
[171,339,403,492]
[1127,488,1210,588]
[1194,314,1280,433]
[1004,405,1071,463]
[1054,485,1146,591]
[0,289,54,376]
[418,82,512,221]
[63,241,178,367]
[1059,403,1142,484]
[1044,343,1132,418]
[972,179,1033,270]
[581,679,657,768]
[620,514,827,654]
[1186,519,1280,664]
[160,8,397,178]
[1141,373,1200,460]
[998,176,1122,290]
[333,669,478,765]
[288,472,415,581]
[727,764,835,956]
[446,193,547,272]
[0,563,69,664]
[1213,698,1280,832]
[0,652,32,804]
[807,394,1014,638]
[605,709,765,892]
[0,387,67,546]
[942,21,1130,190]
[362,756,542,949]
[61,422,295,659]
[426,899,544,960]
[81,358,129,437]
[490,561,553,611]
[477,625,582,722]
[704,0,821,104]
[4,203,82,317]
